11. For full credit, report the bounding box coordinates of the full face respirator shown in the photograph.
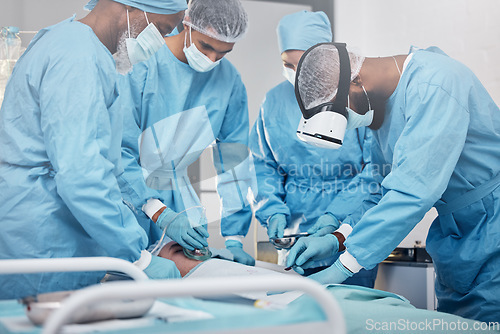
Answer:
[295,42,351,149]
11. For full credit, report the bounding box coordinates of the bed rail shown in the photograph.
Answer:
[0,257,148,281]
[42,275,346,334]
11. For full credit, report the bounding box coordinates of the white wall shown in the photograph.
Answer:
[334,0,500,106]
[0,0,88,46]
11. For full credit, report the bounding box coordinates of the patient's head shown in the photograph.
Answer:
[159,241,203,277]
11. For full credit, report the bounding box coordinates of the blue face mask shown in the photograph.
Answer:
[183,27,221,72]
[125,10,165,65]
[346,85,374,130]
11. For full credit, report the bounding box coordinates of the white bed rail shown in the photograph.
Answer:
[0,257,148,281]
[42,275,346,334]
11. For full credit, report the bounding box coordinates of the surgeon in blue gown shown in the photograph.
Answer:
[0,0,186,299]
[287,43,500,322]
[249,11,378,287]
[119,0,256,265]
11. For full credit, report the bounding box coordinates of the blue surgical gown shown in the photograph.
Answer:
[119,44,253,243]
[249,81,378,284]
[344,47,500,322]
[0,17,148,299]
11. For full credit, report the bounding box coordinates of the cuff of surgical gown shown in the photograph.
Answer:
[339,250,363,274]
[225,235,244,244]
[336,224,353,239]
[142,198,166,220]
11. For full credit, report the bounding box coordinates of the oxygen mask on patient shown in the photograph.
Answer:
[183,246,212,261]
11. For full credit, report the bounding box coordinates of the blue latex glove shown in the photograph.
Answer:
[308,259,354,285]
[307,213,341,236]
[143,255,181,279]
[225,240,255,266]
[156,208,209,251]
[267,214,287,239]
[286,234,339,274]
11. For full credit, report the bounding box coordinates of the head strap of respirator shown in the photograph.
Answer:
[295,42,351,148]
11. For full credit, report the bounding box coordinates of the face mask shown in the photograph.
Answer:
[183,27,221,72]
[282,66,295,86]
[346,85,374,130]
[125,10,165,65]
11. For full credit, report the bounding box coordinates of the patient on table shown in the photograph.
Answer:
[156,240,287,280]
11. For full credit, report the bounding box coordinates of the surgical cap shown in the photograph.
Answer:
[297,44,365,110]
[183,0,249,43]
[84,0,187,15]
[277,11,332,54]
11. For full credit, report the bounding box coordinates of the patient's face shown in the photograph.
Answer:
[159,241,203,277]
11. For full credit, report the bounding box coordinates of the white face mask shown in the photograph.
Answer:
[125,10,165,66]
[282,66,295,86]
[183,27,221,72]
[346,85,374,130]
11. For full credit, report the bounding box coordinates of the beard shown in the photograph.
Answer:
[114,30,132,74]
[113,21,142,75]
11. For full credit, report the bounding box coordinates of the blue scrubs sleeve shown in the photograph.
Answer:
[249,106,290,226]
[214,77,254,237]
[40,55,147,262]
[325,128,380,225]
[118,67,164,216]
[345,83,470,269]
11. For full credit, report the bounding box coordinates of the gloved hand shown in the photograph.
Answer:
[286,234,339,275]
[267,214,287,240]
[137,252,181,279]
[225,239,255,266]
[156,207,209,251]
[308,259,353,285]
[307,213,340,236]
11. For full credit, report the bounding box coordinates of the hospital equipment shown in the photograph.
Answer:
[295,43,352,149]
[270,232,309,249]
[183,246,212,261]
[0,26,22,105]
[0,257,152,325]
[2,257,495,334]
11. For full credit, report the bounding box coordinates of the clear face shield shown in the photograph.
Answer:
[295,43,351,149]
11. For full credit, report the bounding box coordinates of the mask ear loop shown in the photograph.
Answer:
[361,85,372,111]
[144,11,150,25]
[126,9,131,38]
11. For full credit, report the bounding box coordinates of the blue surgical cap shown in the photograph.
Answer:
[277,11,332,54]
[84,0,187,15]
